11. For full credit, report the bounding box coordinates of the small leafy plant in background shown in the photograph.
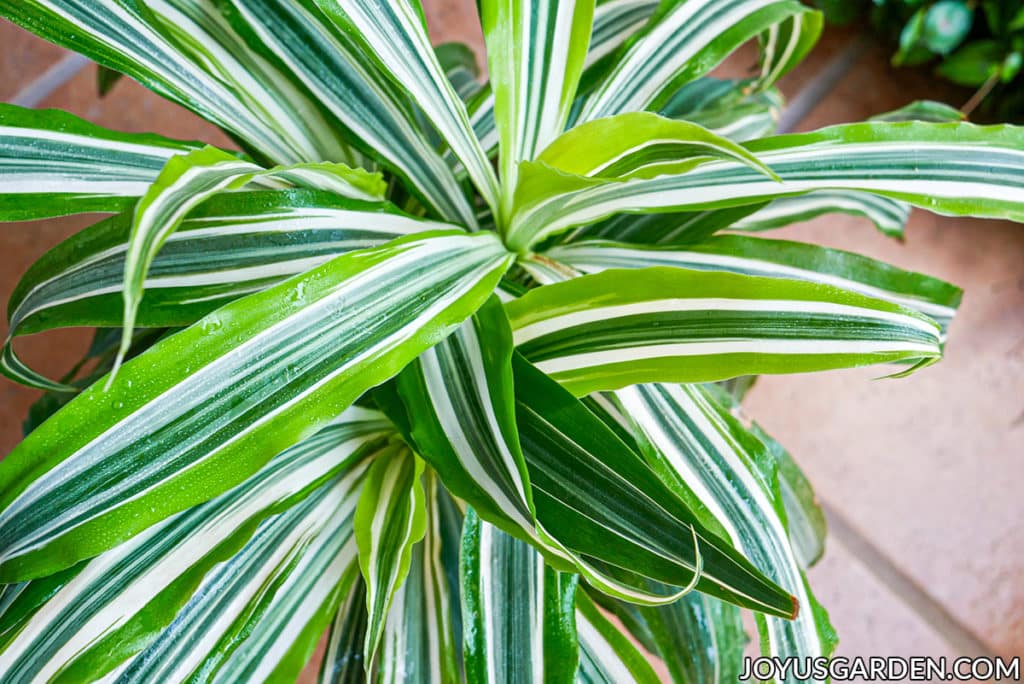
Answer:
[0,0,1021,682]
[814,0,1024,120]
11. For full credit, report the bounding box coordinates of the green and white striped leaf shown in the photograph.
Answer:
[376,301,716,608]
[376,296,535,537]
[314,0,500,216]
[617,383,837,678]
[732,190,911,238]
[512,119,1024,247]
[512,355,795,617]
[545,235,962,334]
[659,78,783,142]
[3,190,448,390]
[461,509,580,684]
[115,455,369,683]
[507,266,944,396]
[0,0,337,164]
[143,0,358,164]
[216,0,477,226]
[0,230,511,582]
[0,104,201,221]
[589,578,748,684]
[583,0,660,75]
[506,112,775,250]
[575,591,660,684]
[558,204,766,247]
[754,9,822,92]
[577,0,817,121]
[355,445,427,667]
[0,411,389,683]
[482,0,595,219]
[114,145,386,373]
[319,578,369,684]
[437,42,484,102]
[373,472,461,684]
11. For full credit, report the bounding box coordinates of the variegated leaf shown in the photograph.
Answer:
[461,510,579,684]
[575,590,660,684]
[114,145,386,373]
[545,235,961,335]
[0,410,389,682]
[354,445,427,667]
[507,266,944,396]
[0,104,200,221]
[114,455,370,683]
[0,231,511,582]
[617,383,837,679]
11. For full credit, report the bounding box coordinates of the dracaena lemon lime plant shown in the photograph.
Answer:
[0,0,1019,681]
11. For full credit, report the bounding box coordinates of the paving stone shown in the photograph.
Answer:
[0,19,68,102]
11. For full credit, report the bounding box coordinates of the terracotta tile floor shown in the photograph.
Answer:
[2,2,1022,679]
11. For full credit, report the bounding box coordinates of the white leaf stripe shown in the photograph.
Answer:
[618,384,834,677]
[546,236,960,332]
[578,0,811,121]
[218,0,478,227]
[314,0,500,217]
[319,578,368,684]
[355,447,427,667]
[512,122,1024,247]
[731,190,910,237]
[461,511,579,684]
[584,0,660,70]
[0,412,389,682]
[512,357,792,617]
[3,192,440,392]
[375,473,460,684]
[114,146,387,374]
[143,0,355,164]
[115,459,368,683]
[483,0,594,219]
[0,231,511,582]
[575,591,660,684]
[506,267,942,396]
[0,104,200,220]
[2,0,329,164]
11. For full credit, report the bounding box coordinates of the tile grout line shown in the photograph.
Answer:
[776,33,870,134]
[781,30,996,658]
[9,53,91,108]
[822,501,995,657]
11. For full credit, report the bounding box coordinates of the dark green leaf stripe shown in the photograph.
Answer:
[546,235,961,333]
[0,104,201,221]
[618,383,837,677]
[6,190,439,343]
[0,0,333,164]
[575,590,660,684]
[113,145,387,374]
[461,510,580,684]
[590,578,748,684]
[483,0,595,220]
[512,356,795,617]
[507,267,943,396]
[380,297,535,537]
[578,0,815,121]
[731,190,911,238]
[584,0,660,73]
[319,578,368,684]
[0,231,512,582]
[314,0,501,217]
[0,411,389,682]
[114,458,369,683]
[512,120,1024,247]
[374,472,461,684]
[216,0,478,226]
[659,78,783,143]
[355,445,427,667]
